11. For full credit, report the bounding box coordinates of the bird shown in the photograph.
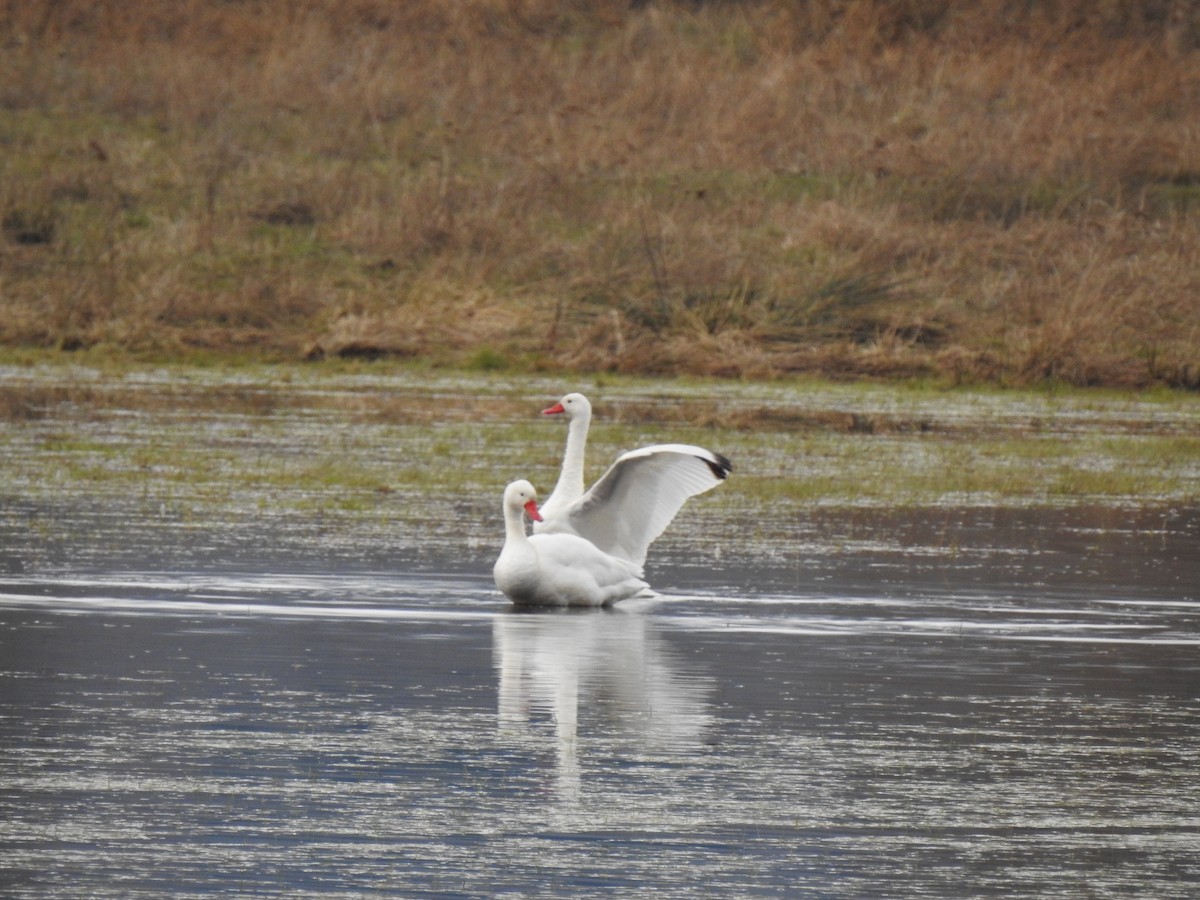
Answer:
[535,392,732,566]
[493,479,650,607]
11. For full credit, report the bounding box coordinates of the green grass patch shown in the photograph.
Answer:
[2,362,1196,529]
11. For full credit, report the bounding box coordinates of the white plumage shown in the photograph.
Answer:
[535,393,732,566]
[493,480,649,607]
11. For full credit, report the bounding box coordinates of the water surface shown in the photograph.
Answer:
[1,366,1198,896]
[2,516,1197,898]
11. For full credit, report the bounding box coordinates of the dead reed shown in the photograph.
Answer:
[1,0,1198,386]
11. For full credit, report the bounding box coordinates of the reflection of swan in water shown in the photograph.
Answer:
[493,608,711,801]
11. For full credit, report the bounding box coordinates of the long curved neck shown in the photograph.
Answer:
[553,410,590,502]
[505,505,531,544]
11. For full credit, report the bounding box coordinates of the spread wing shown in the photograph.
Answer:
[549,444,731,566]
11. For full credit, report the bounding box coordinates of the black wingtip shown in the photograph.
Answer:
[703,452,733,481]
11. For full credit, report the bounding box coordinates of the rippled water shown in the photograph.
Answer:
[2,366,1198,896]
[2,512,1198,898]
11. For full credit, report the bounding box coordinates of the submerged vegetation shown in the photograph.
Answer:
[2,361,1196,557]
[1,1,1199,387]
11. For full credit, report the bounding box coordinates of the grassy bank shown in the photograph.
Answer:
[2,1,1198,387]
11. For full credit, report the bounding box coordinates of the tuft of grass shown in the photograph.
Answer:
[467,347,512,372]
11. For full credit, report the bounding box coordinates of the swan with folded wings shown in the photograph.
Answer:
[493,480,649,607]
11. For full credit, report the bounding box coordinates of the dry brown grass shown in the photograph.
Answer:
[1,0,1198,386]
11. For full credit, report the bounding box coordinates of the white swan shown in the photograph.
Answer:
[493,480,650,607]
[535,393,732,566]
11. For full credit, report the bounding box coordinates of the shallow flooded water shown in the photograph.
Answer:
[1,364,1198,896]
[2,512,1198,898]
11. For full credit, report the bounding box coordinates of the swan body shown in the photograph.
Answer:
[494,480,649,607]
[535,393,732,566]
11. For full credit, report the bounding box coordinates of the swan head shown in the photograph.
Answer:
[542,392,590,419]
[504,479,543,522]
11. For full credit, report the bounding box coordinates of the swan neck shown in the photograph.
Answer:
[555,411,589,499]
[504,506,531,544]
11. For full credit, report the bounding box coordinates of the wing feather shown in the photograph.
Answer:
[551,444,731,565]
